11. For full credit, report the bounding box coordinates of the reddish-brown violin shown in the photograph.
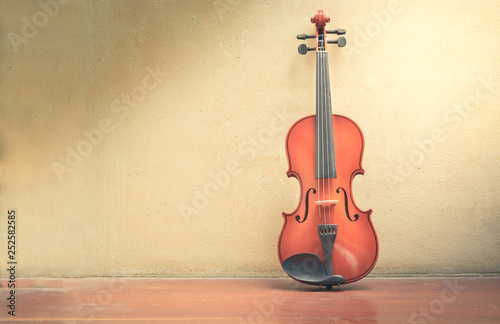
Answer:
[278,10,378,289]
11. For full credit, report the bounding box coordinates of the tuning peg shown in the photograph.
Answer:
[326,29,346,35]
[298,44,315,55]
[297,34,315,40]
[327,36,347,47]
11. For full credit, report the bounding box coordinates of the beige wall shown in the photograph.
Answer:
[0,0,498,277]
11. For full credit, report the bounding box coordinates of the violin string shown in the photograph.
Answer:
[316,49,321,226]
[325,50,332,225]
[320,50,326,226]
[321,50,327,224]
[321,50,327,226]
[316,51,324,223]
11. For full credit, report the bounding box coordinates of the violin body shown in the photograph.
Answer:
[278,114,378,284]
[277,10,378,287]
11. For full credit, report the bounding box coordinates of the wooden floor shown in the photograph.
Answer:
[0,277,499,323]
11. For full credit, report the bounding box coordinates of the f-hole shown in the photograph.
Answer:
[295,188,316,223]
[336,187,359,222]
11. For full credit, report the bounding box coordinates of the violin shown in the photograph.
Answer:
[278,10,378,289]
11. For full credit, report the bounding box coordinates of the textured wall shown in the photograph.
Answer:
[0,0,498,277]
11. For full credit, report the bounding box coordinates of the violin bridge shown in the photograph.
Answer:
[315,200,339,206]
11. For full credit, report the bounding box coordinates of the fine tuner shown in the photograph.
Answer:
[297,29,347,55]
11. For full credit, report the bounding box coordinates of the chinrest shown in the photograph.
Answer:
[282,253,346,285]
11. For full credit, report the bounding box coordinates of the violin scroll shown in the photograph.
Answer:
[310,9,330,27]
[296,10,347,54]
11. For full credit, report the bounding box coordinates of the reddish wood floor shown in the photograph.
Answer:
[0,277,499,323]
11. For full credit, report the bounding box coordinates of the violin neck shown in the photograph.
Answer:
[315,50,337,179]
